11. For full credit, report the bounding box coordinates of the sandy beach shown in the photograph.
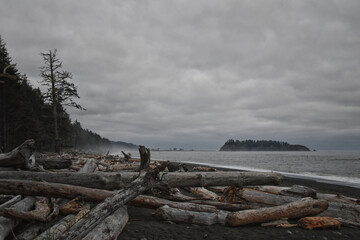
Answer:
[120,162,360,240]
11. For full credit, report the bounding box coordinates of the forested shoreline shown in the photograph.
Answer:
[220,139,310,151]
[0,36,136,153]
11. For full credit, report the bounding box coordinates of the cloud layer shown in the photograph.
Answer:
[1,0,360,150]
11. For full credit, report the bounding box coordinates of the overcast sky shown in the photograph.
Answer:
[1,0,360,150]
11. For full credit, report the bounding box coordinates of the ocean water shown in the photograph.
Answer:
[118,150,360,188]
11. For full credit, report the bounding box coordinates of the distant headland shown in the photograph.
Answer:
[220,139,310,151]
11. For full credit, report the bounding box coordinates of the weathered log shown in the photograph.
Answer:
[0,195,21,211]
[226,197,328,226]
[236,188,360,226]
[0,139,35,169]
[130,195,219,213]
[279,185,317,198]
[33,205,90,240]
[35,158,72,169]
[16,223,43,240]
[0,196,36,240]
[318,201,360,225]
[82,205,129,240]
[238,188,297,206]
[251,185,359,204]
[0,179,113,202]
[1,197,50,222]
[160,171,283,187]
[251,185,317,198]
[78,159,97,173]
[154,205,228,225]
[58,149,167,240]
[139,145,150,171]
[185,187,219,200]
[0,171,283,189]
[121,151,131,161]
[298,217,341,230]
[317,193,359,205]
[156,188,262,211]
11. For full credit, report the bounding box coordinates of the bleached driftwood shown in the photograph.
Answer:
[185,187,219,200]
[0,196,36,240]
[0,195,21,211]
[78,159,97,173]
[82,205,129,240]
[234,188,360,226]
[0,139,35,169]
[129,195,219,213]
[58,145,161,240]
[33,205,90,240]
[0,179,113,202]
[155,205,228,225]
[0,171,283,189]
[226,197,328,226]
[154,198,328,226]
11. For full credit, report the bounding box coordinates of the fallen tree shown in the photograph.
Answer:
[0,171,283,189]
[0,139,35,169]
[154,197,328,226]
[226,197,328,226]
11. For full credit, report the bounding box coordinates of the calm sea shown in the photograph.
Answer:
[116,150,360,188]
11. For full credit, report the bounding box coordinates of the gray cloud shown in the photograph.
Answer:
[1,0,360,150]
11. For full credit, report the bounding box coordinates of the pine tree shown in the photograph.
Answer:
[40,49,84,152]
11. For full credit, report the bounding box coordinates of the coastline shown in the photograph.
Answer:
[120,160,360,240]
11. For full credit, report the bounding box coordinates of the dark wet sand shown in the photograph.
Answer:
[120,162,360,240]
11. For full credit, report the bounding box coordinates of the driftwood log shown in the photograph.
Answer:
[226,197,328,226]
[33,205,90,240]
[233,187,360,226]
[58,145,160,240]
[0,139,35,169]
[0,171,283,190]
[82,205,128,240]
[0,196,36,240]
[155,205,228,225]
[154,197,328,226]
[1,197,50,222]
[35,158,72,170]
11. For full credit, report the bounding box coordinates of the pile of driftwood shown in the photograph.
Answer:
[0,140,359,240]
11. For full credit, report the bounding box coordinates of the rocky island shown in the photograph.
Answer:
[220,139,310,151]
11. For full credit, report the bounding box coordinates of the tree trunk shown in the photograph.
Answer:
[130,195,219,213]
[32,205,90,240]
[154,205,228,225]
[0,179,113,202]
[185,187,219,200]
[0,195,21,211]
[139,145,150,171]
[1,197,50,222]
[0,171,283,189]
[160,171,283,187]
[58,148,165,240]
[35,158,72,170]
[0,139,35,169]
[237,188,360,226]
[0,196,36,240]
[226,197,328,226]
[0,171,134,190]
[82,205,129,240]
[58,172,149,240]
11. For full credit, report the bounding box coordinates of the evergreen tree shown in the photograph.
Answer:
[40,49,84,152]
